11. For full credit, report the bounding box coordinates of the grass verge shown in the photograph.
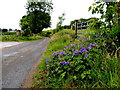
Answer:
[32,29,75,88]
[32,29,119,88]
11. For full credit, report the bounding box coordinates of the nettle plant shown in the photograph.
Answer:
[45,41,107,87]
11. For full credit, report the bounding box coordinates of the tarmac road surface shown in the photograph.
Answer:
[2,38,50,88]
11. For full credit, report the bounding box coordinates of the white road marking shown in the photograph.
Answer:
[3,52,19,57]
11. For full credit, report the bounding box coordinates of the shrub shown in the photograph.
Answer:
[1,32,16,35]
[45,42,118,88]
[22,27,32,37]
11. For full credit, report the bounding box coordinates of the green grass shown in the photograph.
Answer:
[1,35,43,42]
[32,29,76,88]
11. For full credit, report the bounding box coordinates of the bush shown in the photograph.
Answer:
[1,35,19,41]
[22,27,32,37]
[1,35,42,41]
[19,36,42,41]
[38,31,52,37]
[1,32,16,35]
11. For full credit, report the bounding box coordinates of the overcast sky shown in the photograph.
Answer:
[0,0,100,30]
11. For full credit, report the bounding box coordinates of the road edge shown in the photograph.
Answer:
[20,38,50,88]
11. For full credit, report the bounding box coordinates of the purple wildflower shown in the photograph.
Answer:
[46,58,49,63]
[96,34,98,37]
[73,50,79,55]
[80,44,83,47]
[53,52,57,55]
[85,38,89,41]
[90,43,95,46]
[61,62,69,65]
[67,46,70,48]
[80,48,87,53]
[87,46,92,49]
[85,55,89,58]
[59,52,64,55]
[62,49,65,51]
[64,46,67,48]
[64,46,70,48]
[70,44,76,46]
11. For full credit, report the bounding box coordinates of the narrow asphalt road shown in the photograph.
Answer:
[2,38,50,88]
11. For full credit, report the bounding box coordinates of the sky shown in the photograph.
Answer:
[0,0,100,30]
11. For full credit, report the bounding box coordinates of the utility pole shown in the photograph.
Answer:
[75,20,78,37]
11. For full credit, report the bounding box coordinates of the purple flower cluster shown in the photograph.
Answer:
[59,52,64,55]
[61,62,69,65]
[70,44,75,46]
[96,34,99,37]
[85,55,89,58]
[46,58,49,63]
[73,50,79,55]
[90,43,95,46]
[64,46,70,48]
[53,52,57,55]
[80,44,83,47]
[80,48,87,53]
[87,46,92,49]
[62,49,65,51]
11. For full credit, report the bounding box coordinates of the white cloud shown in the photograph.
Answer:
[0,0,100,30]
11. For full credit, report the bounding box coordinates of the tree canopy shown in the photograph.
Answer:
[20,0,53,34]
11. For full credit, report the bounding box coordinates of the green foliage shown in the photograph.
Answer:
[1,35,19,41]
[1,35,42,41]
[45,41,118,88]
[56,13,65,32]
[88,1,119,30]
[9,28,13,31]
[19,36,42,41]
[20,15,29,30]
[33,29,119,88]
[1,32,16,35]
[32,29,75,88]
[38,30,53,37]
[87,18,103,30]
[22,27,32,37]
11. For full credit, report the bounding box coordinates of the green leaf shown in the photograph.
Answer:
[61,72,66,78]
[88,6,92,11]
[84,70,91,74]
[75,65,85,71]
[96,1,101,4]
[92,3,96,6]
[73,76,77,80]
[55,68,58,71]
[81,73,86,79]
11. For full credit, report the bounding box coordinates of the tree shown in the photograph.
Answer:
[88,17,103,30]
[2,29,8,32]
[88,0,119,30]
[56,13,65,31]
[9,28,12,31]
[0,28,2,32]
[20,15,29,30]
[22,27,32,37]
[20,0,53,34]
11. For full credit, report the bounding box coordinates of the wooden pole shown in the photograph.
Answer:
[75,20,78,37]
